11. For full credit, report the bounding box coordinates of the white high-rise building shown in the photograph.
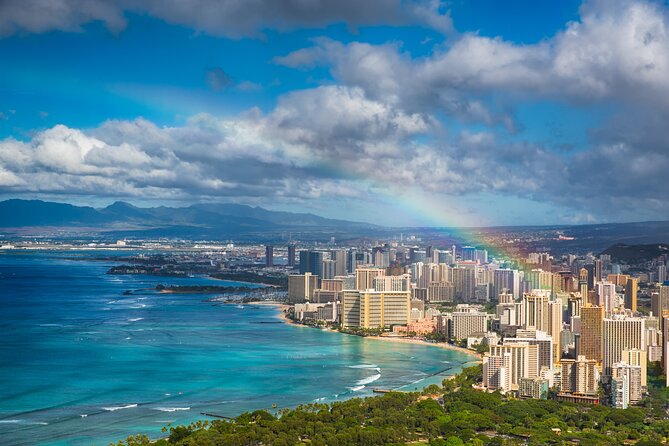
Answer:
[602,316,645,379]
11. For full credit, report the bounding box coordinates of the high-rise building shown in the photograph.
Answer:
[341,289,411,328]
[560,355,599,396]
[451,311,487,340]
[659,265,667,284]
[525,269,553,291]
[596,281,618,312]
[287,244,296,268]
[579,305,604,363]
[461,246,476,262]
[355,267,386,291]
[373,274,411,292]
[288,273,319,303]
[428,282,455,303]
[506,330,554,371]
[662,314,669,387]
[519,377,550,400]
[602,316,645,378]
[624,278,638,312]
[522,293,549,332]
[611,362,643,408]
[489,343,539,388]
[549,299,563,365]
[331,249,347,277]
[623,349,647,387]
[321,259,336,280]
[579,268,589,299]
[299,250,323,278]
[483,353,512,392]
[594,259,602,283]
[494,269,520,300]
[652,286,669,317]
[453,264,477,302]
[265,245,274,267]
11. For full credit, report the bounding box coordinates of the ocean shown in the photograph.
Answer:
[0,251,474,446]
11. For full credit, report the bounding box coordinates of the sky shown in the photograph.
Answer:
[0,0,668,227]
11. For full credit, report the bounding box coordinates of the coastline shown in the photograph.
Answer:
[250,300,482,363]
[364,335,482,361]
[208,276,280,288]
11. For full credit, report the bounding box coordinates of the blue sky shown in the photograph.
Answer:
[0,0,667,226]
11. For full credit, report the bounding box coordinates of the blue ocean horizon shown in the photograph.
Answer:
[0,251,474,446]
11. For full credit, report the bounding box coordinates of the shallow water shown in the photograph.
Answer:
[0,251,473,446]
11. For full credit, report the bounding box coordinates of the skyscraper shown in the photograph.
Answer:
[579,304,604,363]
[299,250,323,278]
[265,245,274,267]
[355,267,386,291]
[287,244,296,268]
[494,269,520,300]
[341,289,411,328]
[331,249,347,277]
[288,273,318,303]
[624,278,638,312]
[602,316,645,378]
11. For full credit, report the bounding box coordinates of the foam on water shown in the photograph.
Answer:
[0,251,474,446]
[102,404,138,412]
[0,420,49,425]
[355,373,381,386]
[153,407,190,412]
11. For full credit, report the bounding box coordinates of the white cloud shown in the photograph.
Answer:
[0,0,453,38]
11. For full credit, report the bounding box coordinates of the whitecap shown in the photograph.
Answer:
[128,318,144,322]
[348,385,365,392]
[0,419,48,425]
[355,373,381,386]
[348,364,378,369]
[102,404,138,411]
[153,407,190,412]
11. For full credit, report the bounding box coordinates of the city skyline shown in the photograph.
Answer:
[1,0,669,227]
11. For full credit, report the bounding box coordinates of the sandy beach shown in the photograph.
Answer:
[247,301,292,323]
[364,335,482,361]
[253,300,482,362]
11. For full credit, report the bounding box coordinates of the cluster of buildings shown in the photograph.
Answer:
[285,242,669,408]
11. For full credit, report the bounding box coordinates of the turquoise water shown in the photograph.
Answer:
[0,251,474,446]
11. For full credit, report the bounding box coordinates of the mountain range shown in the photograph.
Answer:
[2,199,669,251]
[0,199,376,238]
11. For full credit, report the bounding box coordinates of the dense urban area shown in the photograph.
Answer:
[3,232,669,445]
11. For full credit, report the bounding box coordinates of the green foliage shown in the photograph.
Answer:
[113,362,669,446]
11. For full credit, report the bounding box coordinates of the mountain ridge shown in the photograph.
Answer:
[0,199,375,233]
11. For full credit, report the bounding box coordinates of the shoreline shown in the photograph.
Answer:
[250,301,482,363]
[364,335,482,360]
[208,276,280,288]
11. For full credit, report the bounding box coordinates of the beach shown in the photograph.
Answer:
[0,251,480,446]
[252,300,482,362]
[365,335,482,360]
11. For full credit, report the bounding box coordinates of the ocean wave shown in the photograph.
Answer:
[153,407,190,412]
[0,419,49,425]
[348,364,378,369]
[355,373,381,386]
[102,404,138,412]
[348,385,365,392]
[128,318,144,322]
